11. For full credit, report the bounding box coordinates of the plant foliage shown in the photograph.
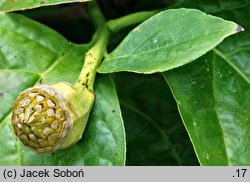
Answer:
[0,0,249,166]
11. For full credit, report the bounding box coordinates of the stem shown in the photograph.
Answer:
[107,10,160,33]
[75,26,110,91]
[88,1,106,29]
[86,0,106,47]
[75,0,108,92]
[75,4,161,92]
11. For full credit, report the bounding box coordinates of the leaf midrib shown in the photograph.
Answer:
[211,52,229,165]
[106,29,235,62]
[0,27,60,54]
[0,45,76,123]
[0,44,75,125]
[213,48,250,84]
[211,47,250,165]
[0,44,78,166]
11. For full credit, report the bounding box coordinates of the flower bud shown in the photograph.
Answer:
[11,82,95,153]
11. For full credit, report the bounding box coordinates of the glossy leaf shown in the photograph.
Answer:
[163,0,250,166]
[112,73,198,165]
[0,13,125,165]
[163,51,250,165]
[98,8,240,74]
[0,0,90,13]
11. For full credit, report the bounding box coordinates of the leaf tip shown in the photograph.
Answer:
[236,25,244,33]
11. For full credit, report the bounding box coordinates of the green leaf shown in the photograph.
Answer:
[162,0,250,166]
[0,0,90,13]
[98,8,241,74]
[0,13,125,166]
[163,51,250,165]
[112,73,198,165]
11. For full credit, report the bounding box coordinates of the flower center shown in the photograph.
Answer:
[12,86,68,152]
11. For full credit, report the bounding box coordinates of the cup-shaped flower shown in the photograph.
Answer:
[11,82,95,153]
